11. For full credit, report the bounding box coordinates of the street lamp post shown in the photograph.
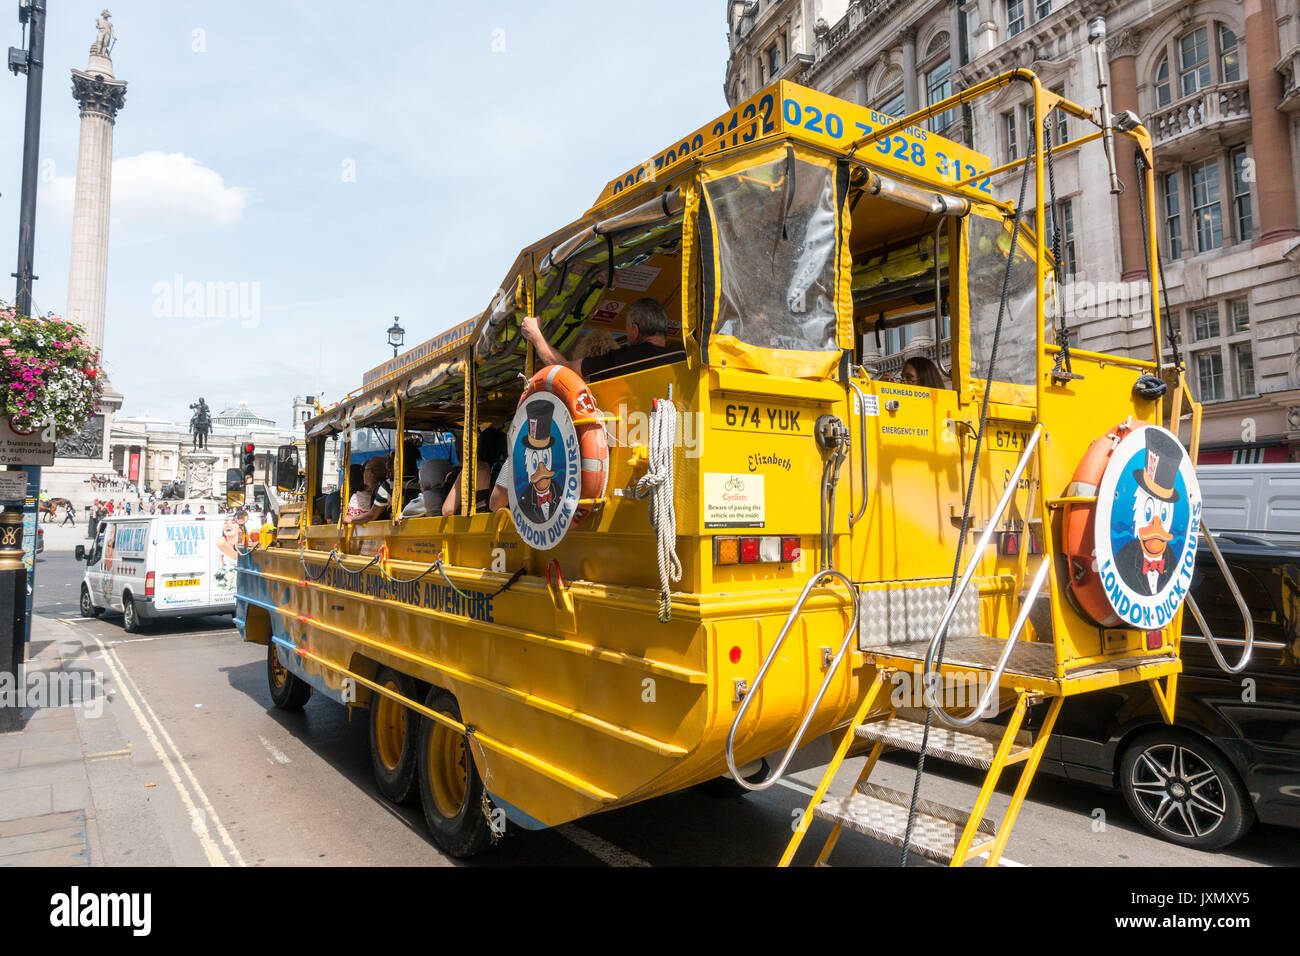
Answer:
[387,316,405,358]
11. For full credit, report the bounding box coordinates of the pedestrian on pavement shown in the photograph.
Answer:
[61,502,75,526]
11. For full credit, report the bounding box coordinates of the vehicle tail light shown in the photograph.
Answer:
[715,535,801,566]
[145,572,155,597]
[999,532,1020,555]
[1146,630,1162,650]
[715,537,740,565]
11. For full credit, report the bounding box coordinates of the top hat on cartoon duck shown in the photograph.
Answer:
[523,400,556,451]
[1132,429,1182,504]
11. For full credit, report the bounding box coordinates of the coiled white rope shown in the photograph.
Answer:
[636,397,682,622]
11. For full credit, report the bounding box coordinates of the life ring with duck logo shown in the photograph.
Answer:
[1063,422,1201,630]
[506,365,608,550]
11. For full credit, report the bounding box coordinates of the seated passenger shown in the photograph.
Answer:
[901,355,945,389]
[520,298,672,378]
[441,426,508,516]
[394,459,452,523]
[343,457,388,525]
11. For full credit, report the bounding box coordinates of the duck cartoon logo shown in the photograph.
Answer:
[507,394,582,551]
[1093,425,1202,629]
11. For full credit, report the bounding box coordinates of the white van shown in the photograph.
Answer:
[1197,463,1300,545]
[76,514,240,632]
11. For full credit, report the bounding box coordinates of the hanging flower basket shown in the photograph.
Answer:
[0,303,104,439]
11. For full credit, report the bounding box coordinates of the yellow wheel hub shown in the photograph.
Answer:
[270,648,288,689]
[427,717,469,819]
[374,682,406,771]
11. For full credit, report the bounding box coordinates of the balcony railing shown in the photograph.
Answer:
[1148,80,1250,148]
[813,0,901,61]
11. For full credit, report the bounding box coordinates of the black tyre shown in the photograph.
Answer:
[417,687,495,857]
[367,667,420,805]
[79,585,100,618]
[1119,728,1254,850]
[267,642,312,710]
[122,595,144,634]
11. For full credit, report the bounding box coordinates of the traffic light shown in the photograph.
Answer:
[242,442,255,480]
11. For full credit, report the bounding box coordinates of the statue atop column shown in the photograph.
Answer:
[189,398,212,450]
[91,10,116,57]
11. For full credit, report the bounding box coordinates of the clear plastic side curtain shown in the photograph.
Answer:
[698,145,844,379]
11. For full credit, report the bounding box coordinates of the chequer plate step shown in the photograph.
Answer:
[855,709,1032,770]
[813,781,994,865]
[862,635,1178,685]
[860,634,1057,679]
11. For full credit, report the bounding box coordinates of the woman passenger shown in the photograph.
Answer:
[901,355,945,389]
[441,426,509,516]
[343,457,388,524]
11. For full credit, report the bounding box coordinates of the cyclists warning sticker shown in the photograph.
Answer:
[704,473,765,529]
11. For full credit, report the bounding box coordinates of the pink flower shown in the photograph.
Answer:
[2,349,13,357]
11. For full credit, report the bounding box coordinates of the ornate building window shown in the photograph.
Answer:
[1150,21,1244,111]
[1231,146,1252,241]
[1004,110,1019,161]
[1179,27,1211,97]
[1154,57,1171,107]
[1234,343,1255,396]
[1007,0,1026,37]
[1163,172,1182,259]
[1162,147,1252,258]
[1196,350,1224,401]
[878,88,905,118]
[927,59,953,133]
[1218,24,1240,82]
[1190,157,1224,252]
[1175,299,1256,402]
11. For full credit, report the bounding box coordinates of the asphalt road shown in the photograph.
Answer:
[31,551,1300,867]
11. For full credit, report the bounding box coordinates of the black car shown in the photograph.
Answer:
[1039,538,1300,850]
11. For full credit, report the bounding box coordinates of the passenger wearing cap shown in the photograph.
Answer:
[519,297,671,378]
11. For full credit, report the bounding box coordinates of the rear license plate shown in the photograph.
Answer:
[167,578,200,587]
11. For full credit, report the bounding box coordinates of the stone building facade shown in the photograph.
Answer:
[724,0,1300,462]
[103,396,342,501]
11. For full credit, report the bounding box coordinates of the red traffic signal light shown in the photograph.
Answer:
[244,443,254,454]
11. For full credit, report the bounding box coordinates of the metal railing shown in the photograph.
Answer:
[724,569,861,790]
[1181,523,1255,673]
[920,424,1043,725]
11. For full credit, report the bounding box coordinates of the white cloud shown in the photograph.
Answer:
[43,151,250,233]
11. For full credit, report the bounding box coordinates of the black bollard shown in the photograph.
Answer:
[0,568,23,732]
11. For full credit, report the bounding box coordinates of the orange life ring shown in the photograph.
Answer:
[1062,420,1141,626]
[518,365,608,526]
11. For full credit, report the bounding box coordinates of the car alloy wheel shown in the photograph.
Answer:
[1127,741,1227,841]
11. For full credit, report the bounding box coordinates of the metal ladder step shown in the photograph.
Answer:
[813,781,995,864]
[855,708,1033,771]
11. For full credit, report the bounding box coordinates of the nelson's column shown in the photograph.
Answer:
[46,11,127,501]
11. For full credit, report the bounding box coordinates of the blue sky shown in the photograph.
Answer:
[0,1,729,427]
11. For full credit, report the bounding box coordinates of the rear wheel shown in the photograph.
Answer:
[79,585,100,618]
[417,688,494,857]
[1119,729,1254,850]
[122,595,144,634]
[267,642,312,710]
[367,668,420,804]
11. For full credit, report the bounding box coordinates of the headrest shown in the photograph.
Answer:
[418,458,453,491]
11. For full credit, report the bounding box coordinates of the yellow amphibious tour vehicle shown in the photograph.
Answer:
[237,55,1253,864]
